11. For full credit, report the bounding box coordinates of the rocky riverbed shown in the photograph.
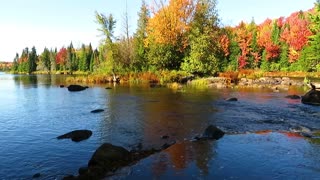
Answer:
[195,76,307,89]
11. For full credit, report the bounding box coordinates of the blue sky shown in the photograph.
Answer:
[0,0,315,61]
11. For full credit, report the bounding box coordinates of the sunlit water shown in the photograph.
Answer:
[0,72,320,179]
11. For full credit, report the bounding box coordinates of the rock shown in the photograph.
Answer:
[78,167,88,175]
[161,135,169,139]
[201,125,225,140]
[90,109,104,113]
[32,173,41,178]
[226,97,238,101]
[65,142,172,179]
[285,95,301,99]
[67,85,88,92]
[289,125,312,134]
[301,89,320,105]
[57,130,92,142]
[105,87,112,89]
[88,143,130,168]
[59,85,65,88]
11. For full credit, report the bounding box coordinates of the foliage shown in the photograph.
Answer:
[10,1,320,77]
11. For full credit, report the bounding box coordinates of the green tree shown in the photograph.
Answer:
[303,1,320,71]
[38,47,50,71]
[133,0,150,71]
[28,46,37,73]
[95,11,117,74]
[182,0,220,75]
[12,53,19,72]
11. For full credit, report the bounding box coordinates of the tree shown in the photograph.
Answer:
[182,0,220,75]
[38,47,50,71]
[95,12,116,44]
[146,0,195,70]
[280,11,312,62]
[234,21,252,69]
[95,11,117,74]
[56,47,67,70]
[67,42,76,71]
[133,0,150,71]
[301,2,320,71]
[27,46,37,74]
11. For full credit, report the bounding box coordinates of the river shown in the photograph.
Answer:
[0,72,320,179]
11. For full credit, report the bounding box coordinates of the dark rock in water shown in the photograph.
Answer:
[105,87,112,89]
[67,85,88,92]
[88,143,130,168]
[78,167,88,175]
[63,175,75,180]
[225,97,238,101]
[90,109,104,113]
[161,135,169,139]
[59,85,65,88]
[301,89,320,105]
[66,143,169,179]
[202,125,225,140]
[285,94,300,99]
[57,130,92,142]
[261,119,285,124]
[32,173,41,178]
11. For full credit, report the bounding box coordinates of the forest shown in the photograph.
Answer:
[10,0,320,79]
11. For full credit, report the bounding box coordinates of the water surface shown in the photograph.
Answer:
[0,72,320,179]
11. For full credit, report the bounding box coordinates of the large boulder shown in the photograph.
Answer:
[88,143,130,168]
[202,125,225,140]
[67,85,88,92]
[57,130,92,142]
[301,89,320,105]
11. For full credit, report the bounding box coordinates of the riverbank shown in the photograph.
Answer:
[9,70,320,90]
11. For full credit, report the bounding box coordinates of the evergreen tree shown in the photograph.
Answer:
[133,0,150,71]
[304,1,320,70]
[12,53,19,72]
[28,46,37,73]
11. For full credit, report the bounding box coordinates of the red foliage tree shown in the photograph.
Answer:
[56,47,67,65]
[257,19,280,61]
[234,21,252,69]
[280,11,312,62]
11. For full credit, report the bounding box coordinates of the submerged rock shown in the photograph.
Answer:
[301,89,320,105]
[67,85,88,92]
[201,125,225,140]
[57,130,92,142]
[32,173,41,178]
[285,94,300,99]
[90,109,104,113]
[225,97,238,101]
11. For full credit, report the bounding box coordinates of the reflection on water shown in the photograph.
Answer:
[127,132,320,180]
[0,73,320,179]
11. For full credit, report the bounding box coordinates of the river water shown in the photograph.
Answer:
[0,72,320,179]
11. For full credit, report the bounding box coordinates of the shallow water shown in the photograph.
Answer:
[0,72,320,179]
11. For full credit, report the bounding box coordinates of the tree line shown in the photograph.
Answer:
[12,0,320,76]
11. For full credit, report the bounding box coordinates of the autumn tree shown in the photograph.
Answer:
[280,11,312,62]
[146,0,195,70]
[56,47,67,71]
